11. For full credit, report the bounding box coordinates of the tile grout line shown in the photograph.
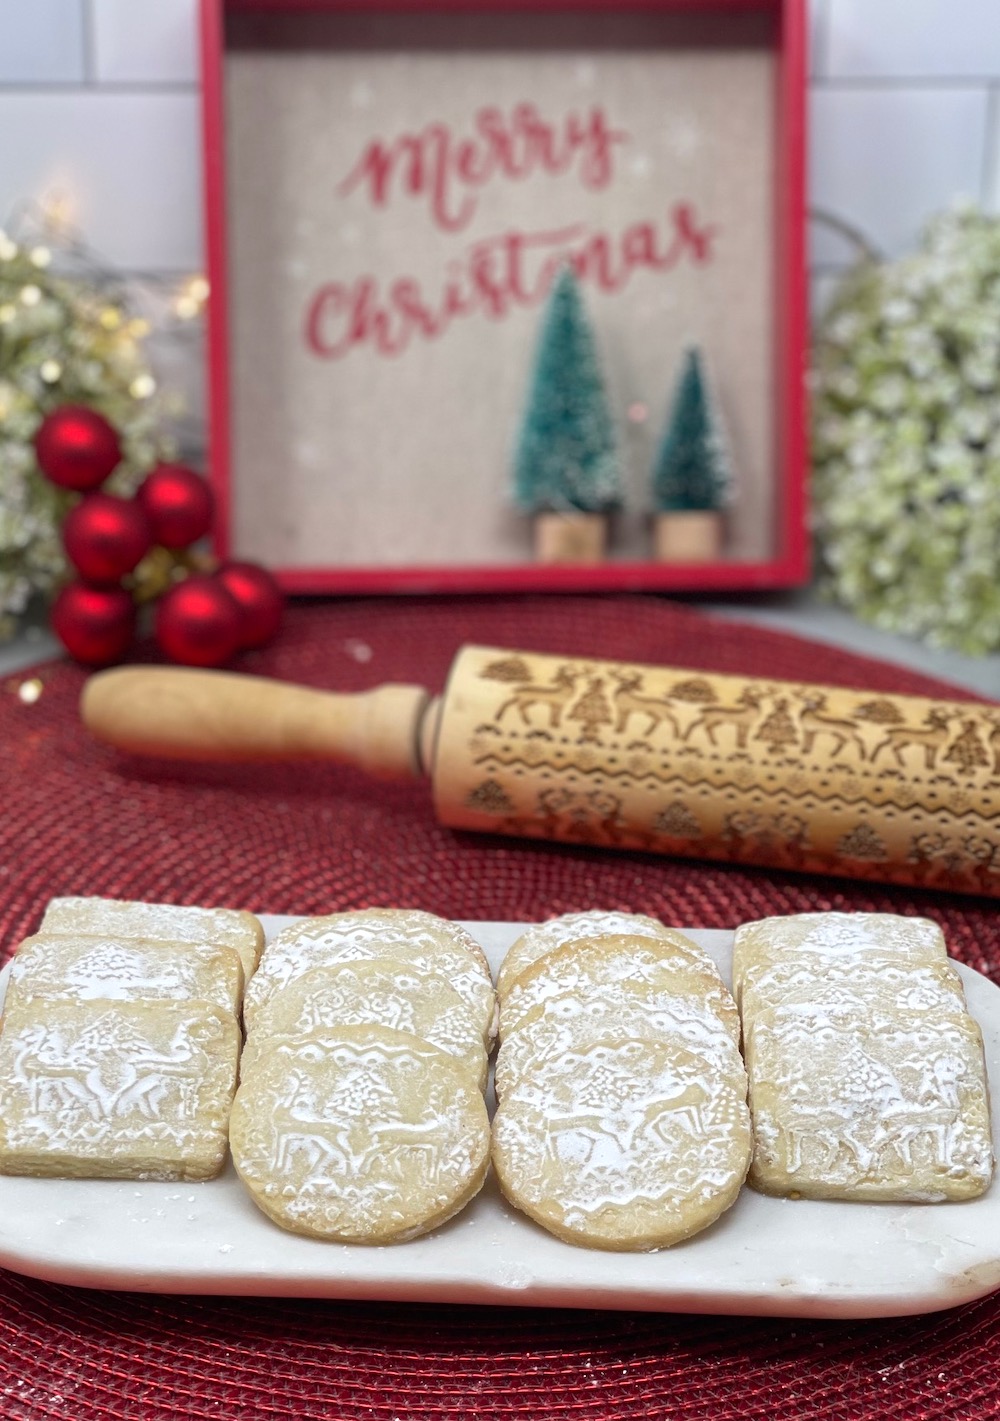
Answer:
[0,81,198,95]
[981,83,1000,208]
[812,74,1000,89]
[811,0,831,81]
[79,0,97,85]
[809,258,855,275]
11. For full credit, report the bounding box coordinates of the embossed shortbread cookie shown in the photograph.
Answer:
[745,1007,994,1202]
[744,960,965,1028]
[739,955,967,1024]
[496,911,678,1001]
[230,1025,491,1242]
[495,987,744,1101]
[500,935,740,1044]
[4,933,244,1018]
[733,913,947,1004]
[0,999,240,1180]
[244,910,495,1042]
[42,896,265,981]
[242,960,488,1088]
[492,1035,751,1250]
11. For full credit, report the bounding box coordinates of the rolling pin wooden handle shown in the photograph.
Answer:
[80,667,437,781]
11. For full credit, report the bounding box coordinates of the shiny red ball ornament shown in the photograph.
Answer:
[137,464,215,549]
[62,493,152,585]
[51,583,136,666]
[155,574,242,667]
[34,405,122,491]
[215,561,284,649]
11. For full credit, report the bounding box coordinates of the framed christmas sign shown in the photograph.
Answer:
[200,0,808,593]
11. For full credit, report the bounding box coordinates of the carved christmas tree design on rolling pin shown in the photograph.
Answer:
[82,645,1000,897]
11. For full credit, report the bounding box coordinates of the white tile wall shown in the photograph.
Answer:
[824,0,1000,80]
[92,0,198,85]
[2,0,1000,423]
[0,91,202,270]
[810,85,989,262]
[0,0,86,85]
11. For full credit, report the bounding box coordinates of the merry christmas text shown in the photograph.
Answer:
[304,204,715,360]
[338,103,629,233]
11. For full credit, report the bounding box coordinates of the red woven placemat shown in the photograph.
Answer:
[1,594,998,1421]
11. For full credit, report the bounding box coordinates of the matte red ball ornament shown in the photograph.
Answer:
[137,464,215,549]
[215,561,284,649]
[34,405,122,491]
[51,583,136,666]
[155,574,242,667]
[62,493,152,584]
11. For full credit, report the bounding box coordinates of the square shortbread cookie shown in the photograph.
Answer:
[738,954,967,1023]
[733,913,947,1005]
[0,998,241,1180]
[4,934,244,1018]
[745,1005,993,1202]
[42,897,264,982]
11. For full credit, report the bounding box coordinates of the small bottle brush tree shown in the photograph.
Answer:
[651,346,731,563]
[512,266,622,564]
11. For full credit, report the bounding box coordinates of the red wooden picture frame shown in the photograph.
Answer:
[200,0,809,595]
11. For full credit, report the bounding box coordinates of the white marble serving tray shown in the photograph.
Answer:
[0,916,998,1318]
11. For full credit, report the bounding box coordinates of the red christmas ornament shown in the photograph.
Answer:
[155,574,242,667]
[62,493,152,585]
[137,464,215,549]
[51,583,135,666]
[35,406,122,491]
[215,561,284,649]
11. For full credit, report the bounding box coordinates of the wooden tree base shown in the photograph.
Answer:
[534,512,606,565]
[654,511,723,563]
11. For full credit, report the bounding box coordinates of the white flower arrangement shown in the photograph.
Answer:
[812,204,1000,655]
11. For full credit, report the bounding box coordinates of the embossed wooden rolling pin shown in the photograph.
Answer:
[82,645,1000,897]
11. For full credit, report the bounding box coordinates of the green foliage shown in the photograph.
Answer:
[651,347,730,513]
[0,231,170,636]
[812,204,1000,654]
[512,267,621,515]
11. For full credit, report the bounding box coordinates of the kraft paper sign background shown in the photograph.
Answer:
[224,11,778,572]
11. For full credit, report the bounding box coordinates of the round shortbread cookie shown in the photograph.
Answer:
[499,935,739,1044]
[496,911,677,1001]
[244,910,495,1041]
[495,985,744,1101]
[242,961,488,1088]
[492,1035,751,1250]
[230,1025,491,1242]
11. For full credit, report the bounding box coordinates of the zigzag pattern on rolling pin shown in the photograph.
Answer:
[434,648,1000,896]
[81,644,1000,898]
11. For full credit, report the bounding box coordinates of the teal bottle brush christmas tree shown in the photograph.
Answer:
[651,346,731,563]
[652,346,731,513]
[513,266,621,563]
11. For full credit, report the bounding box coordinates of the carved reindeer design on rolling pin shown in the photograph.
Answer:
[609,671,681,738]
[871,708,959,771]
[78,646,1000,899]
[683,686,765,749]
[495,666,580,729]
[983,711,1000,777]
[793,691,868,760]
